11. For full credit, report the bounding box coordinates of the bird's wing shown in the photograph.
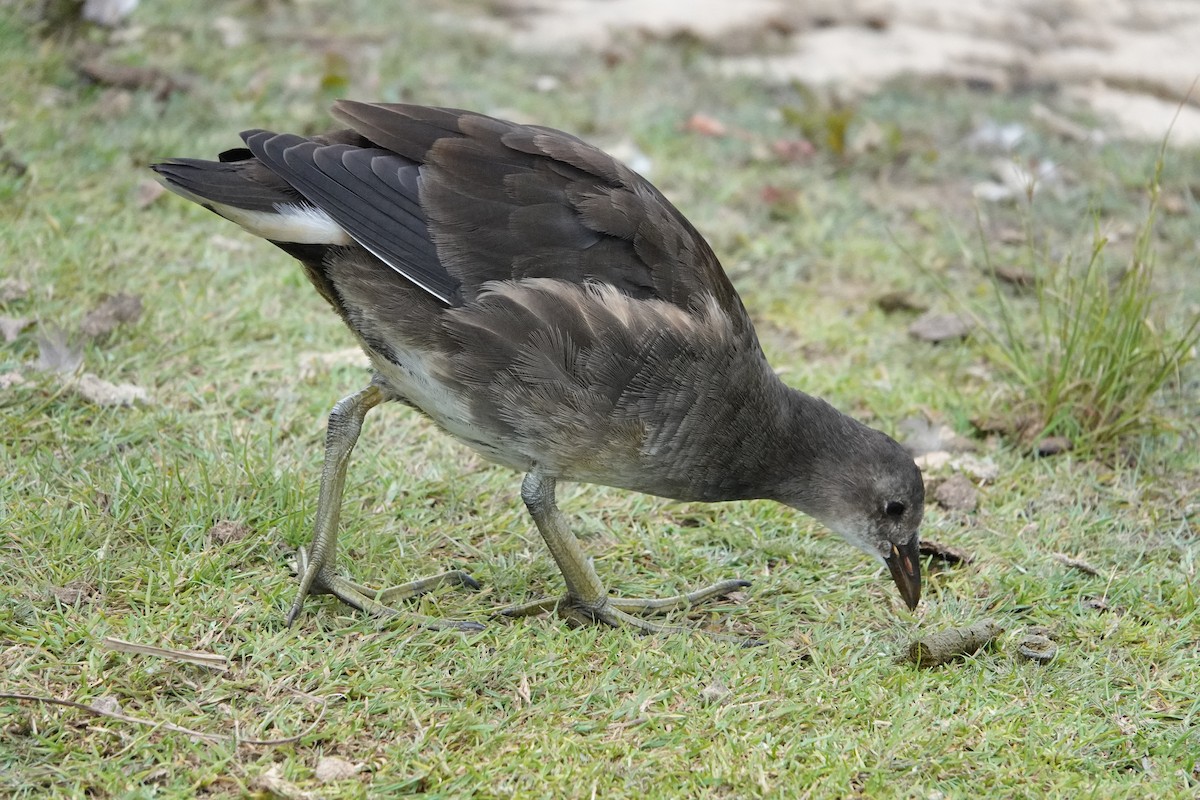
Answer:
[332,102,749,327]
[241,129,455,304]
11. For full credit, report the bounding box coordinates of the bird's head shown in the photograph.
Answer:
[776,415,924,611]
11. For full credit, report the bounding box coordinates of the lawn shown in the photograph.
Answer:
[1,2,1197,798]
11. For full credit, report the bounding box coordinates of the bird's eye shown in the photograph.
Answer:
[885,500,906,518]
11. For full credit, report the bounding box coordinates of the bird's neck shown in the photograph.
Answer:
[666,363,851,504]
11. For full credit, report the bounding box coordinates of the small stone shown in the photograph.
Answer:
[90,695,123,715]
[908,311,974,343]
[934,474,978,512]
[315,755,362,782]
[683,114,727,137]
[1035,436,1073,456]
[208,520,252,546]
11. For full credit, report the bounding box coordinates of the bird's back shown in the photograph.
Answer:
[153,102,787,500]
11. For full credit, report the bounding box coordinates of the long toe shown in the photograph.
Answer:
[493,580,759,644]
[370,570,481,604]
[291,567,484,631]
[605,578,751,616]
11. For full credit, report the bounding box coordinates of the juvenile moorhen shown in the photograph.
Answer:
[152,101,923,635]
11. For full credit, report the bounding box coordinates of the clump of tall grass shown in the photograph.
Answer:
[977,150,1198,456]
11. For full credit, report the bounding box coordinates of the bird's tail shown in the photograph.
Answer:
[150,143,351,248]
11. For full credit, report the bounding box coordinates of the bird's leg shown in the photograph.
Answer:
[286,383,483,631]
[496,471,750,638]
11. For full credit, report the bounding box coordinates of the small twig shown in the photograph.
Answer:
[101,636,229,672]
[918,539,974,565]
[1052,552,1102,576]
[0,692,325,746]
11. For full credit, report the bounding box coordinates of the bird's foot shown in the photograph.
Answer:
[494,578,757,642]
[287,546,484,632]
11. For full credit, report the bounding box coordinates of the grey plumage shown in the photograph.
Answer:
[152,101,924,633]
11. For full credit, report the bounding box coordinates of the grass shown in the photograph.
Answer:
[2,1,1199,797]
[971,150,1200,455]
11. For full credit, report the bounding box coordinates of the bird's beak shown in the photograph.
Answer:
[885,538,921,611]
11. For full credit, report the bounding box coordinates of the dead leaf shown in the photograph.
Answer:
[770,138,815,161]
[875,291,928,314]
[918,539,973,565]
[908,311,973,343]
[759,184,798,208]
[934,474,979,512]
[0,315,32,342]
[72,373,150,406]
[0,278,30,303]
[49,580,98,605]
[75,57,193,101]
[970,411,1043,443]
[683,113,727,137]
[81,292,142,339]
[314,756,362,783]
[207,520,252,546]
[134,179,166,209]
[252,764,323,800]
[992,264,1034,287]
[35,327,83,374]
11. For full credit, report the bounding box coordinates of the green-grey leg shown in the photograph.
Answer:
[497,471,751,638]
[285,384,483,631]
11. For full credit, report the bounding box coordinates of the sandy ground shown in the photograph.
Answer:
[468,0,1200,145]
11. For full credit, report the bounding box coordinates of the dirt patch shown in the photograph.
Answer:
[468,0,1200,145]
